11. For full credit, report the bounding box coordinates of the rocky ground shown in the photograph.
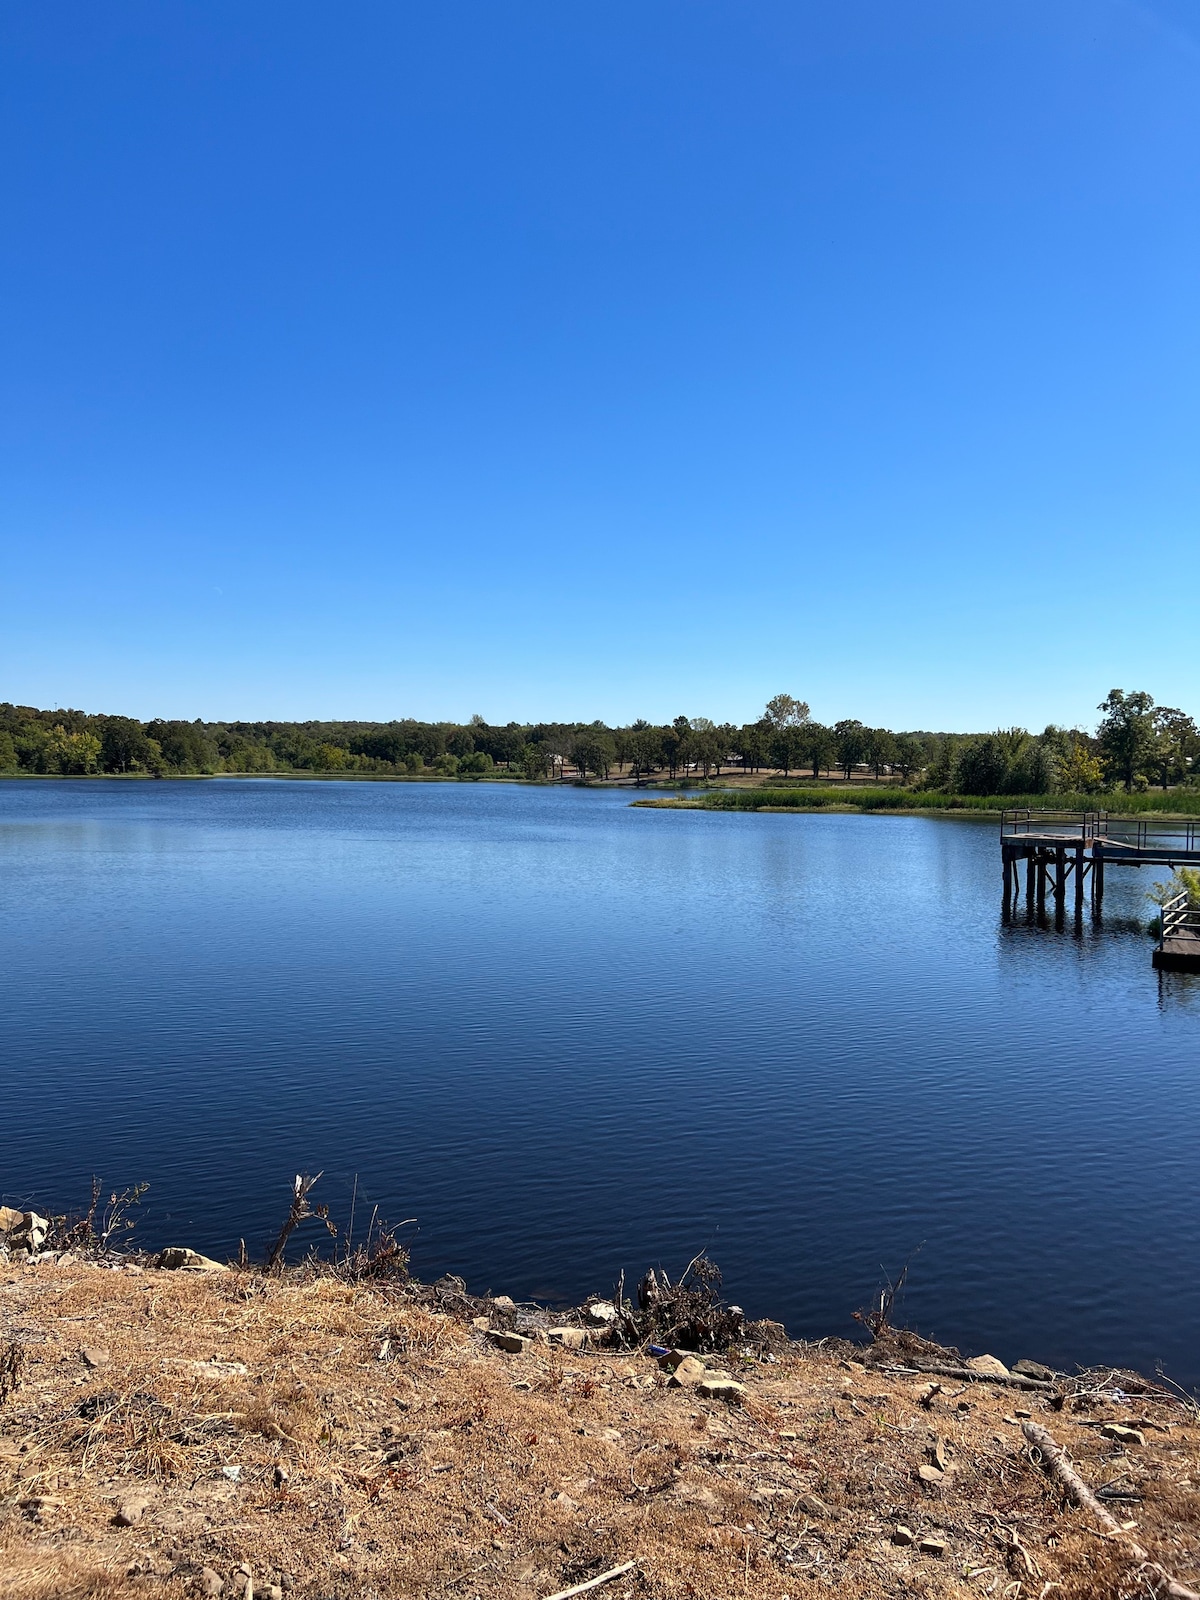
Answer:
[3,1241,1200,1600]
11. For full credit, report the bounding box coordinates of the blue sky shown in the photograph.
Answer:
[2,1,1198,730]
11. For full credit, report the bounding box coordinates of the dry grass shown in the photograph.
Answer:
[3,1260,1200,1599]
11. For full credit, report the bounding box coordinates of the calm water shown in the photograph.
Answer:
[2,780,1198,1384]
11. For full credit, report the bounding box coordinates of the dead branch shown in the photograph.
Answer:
[266,1172,332,1273]
[1022,1420,1199,1600]
[542,1560,638,1600]
[875,1360,1053,1392]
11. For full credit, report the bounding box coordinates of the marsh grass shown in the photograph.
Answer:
[673,787,1200,815]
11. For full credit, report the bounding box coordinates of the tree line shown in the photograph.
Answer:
[0,688,1194,794]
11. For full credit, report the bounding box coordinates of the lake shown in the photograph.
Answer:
[2,778,1198,1385]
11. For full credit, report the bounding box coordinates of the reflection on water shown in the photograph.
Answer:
[1,780,1198,1386]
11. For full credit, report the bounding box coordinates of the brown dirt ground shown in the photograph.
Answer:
[3,1259,1200,1600]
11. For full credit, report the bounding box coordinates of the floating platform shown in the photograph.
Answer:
[1153,932,1200,972]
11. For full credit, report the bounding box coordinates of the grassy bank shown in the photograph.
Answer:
[634,787,1200,816]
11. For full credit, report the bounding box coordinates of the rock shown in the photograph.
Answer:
[486,1331,530,1354]
[1012,1358,1055,1380]
[471,1316,491,1332]
[550,1491,579,1513]
[5,1211,49,1253]
[965,1354,1010,1379]
[221,1465,242,1482]
[798,1492,833,1519]
[657,1347,697,1371]
[0,1205,24,1233]
[266,1588,283,1600]
[583,1300,617,1326]
[81,1346,111,1369]
[491,1294,515,1310]
[918,1535,947,1556]
[918,1464,945,1486]
[1101,1424,1146,1446]
[697,1377,745,1403]
[114,1496,149,1527]
[547,1327,588,1350]
[200,1570,224,1598]
[891,1525,914,1545]
[598,1427,622,1443]
[158,1247,227,1272]
[667,1356,707,1388]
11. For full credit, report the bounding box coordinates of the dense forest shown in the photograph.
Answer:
[0,689,1195,796]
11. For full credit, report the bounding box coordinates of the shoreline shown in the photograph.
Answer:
[4,1229,1198,1600]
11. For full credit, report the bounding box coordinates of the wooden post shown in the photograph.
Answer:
[1025,849,1036,912]
[1036,852,1047,917]
[1002,846,1013,902]
[1093,848,1105,914]
[1074,844,1085,918]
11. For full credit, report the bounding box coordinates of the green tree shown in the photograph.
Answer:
[1150,707,1199,790]
[763,693,810,731]
[1096,689,1157,792]
[834,719,867,780]
[800,722,835,779]
[42,725,102,774]
[1058,737,1104,794]
[688,717,723,777]
[628,724,662,784]
[892,733,924,784]
[863,727,898,780]
[0,730,16,770]
[570,727,615,779]
[99,717,152,773]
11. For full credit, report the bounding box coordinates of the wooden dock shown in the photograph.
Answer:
[1000,810,1200,966]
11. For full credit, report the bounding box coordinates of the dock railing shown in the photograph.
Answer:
[1000,809,1101,841]
[1001,810,1200,854]
[1096,816,1200,853]
[1159,889,1200,952]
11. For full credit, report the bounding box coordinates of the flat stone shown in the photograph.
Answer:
[486,1330,530,1354]
[697,1377,745,1402]
[583,1301,617,1326]
[798,1492,833,1519]
[667,1356,706,1387]
[158,1247,227,1272]
[471,1316,491,1331]
[1101,1424,1146,1446]
[114,1496,149,1526]
[547,1327,588,1350]
[891,1524,914,1545]
[965,1354,1010,1379]
[918,1464,945,1486]
[0,1205,24,1233]
[1012,1358,1055,1380]
[81,1346,111,1369]
[918,1535,948,1556]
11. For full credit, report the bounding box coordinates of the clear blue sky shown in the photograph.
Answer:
[3,1,1198,730]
